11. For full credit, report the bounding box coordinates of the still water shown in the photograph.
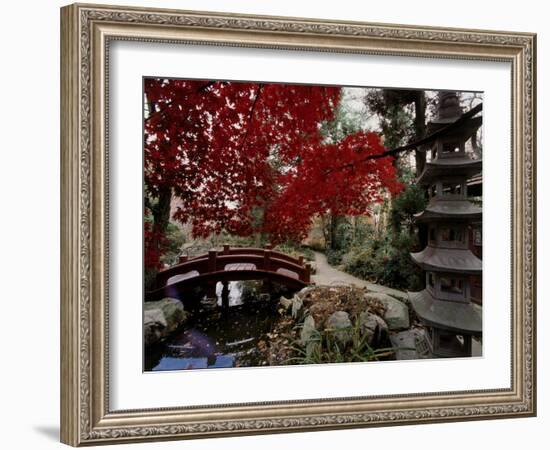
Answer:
[145,282,284,371]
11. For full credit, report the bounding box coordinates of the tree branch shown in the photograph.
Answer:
[326,103,483,175]
[237,83,264,152]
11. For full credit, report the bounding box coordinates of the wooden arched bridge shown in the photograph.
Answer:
[145,244,311,302]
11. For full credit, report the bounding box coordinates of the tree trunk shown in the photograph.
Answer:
[150,186,172,271]
[330,215,339,250]
[153,186,172,235]
[144,96,173,269]
[414,93,427,175]
[320,215,330,250]
[330,215,346,251]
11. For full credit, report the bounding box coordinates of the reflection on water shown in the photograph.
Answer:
[216,281,243,307]
[145,281,286,371]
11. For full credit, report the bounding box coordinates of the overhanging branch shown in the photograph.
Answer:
[328,103,483,174]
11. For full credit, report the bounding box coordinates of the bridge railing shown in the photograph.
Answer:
[176,244,305,265]
[155,245,311,289]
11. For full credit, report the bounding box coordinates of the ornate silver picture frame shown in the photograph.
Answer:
[60,3,536,446]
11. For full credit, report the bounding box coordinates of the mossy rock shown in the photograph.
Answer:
[364,293,409,330]
[144,298,189,346]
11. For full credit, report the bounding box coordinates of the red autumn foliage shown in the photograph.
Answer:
[144,79,401,266]
[263,131,402,243]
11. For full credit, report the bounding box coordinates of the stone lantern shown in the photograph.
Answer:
[409,92,482,358]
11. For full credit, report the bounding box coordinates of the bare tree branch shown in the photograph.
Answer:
[325,103,483,175]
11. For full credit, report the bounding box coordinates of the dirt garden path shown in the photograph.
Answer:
[311,251,408,300]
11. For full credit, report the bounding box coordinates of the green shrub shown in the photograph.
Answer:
[341,246,377,280]
[274,242,315,261]
[341,232,423,291]
[389,181,427,233]
[332,219,354,253]
[326,248,345,265]
[376,232,424,290]
[209,231,257,248]
[352,219,376,247]
[160,222,186,266]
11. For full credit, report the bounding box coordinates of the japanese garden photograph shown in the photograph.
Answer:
[143,78,483,372]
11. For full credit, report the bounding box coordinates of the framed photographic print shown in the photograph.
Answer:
[60,3,537,446]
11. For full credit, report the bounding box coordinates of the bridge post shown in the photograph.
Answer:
[304,263,311,283]
[298,255,304,265]
[261,249,272,295]
[223,244,230,255]
[221,281,230,309]
[178,255,188,264]
[265,243,273,250]
[208,249,217,272]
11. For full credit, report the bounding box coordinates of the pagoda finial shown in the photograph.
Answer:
[437,91,463,121]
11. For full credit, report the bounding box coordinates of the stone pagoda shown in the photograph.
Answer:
[409,92,482,358]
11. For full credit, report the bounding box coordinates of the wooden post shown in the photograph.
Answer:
[304,263,311,283]
[223,244,230,255]
[264,249,271,271]
[208,249,217,272]
[221,281,230,309]
[298,255,304,265]
[178,255,188,264]
[265,243,273,250]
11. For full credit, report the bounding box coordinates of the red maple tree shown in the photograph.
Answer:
[263,131,402,243]
[144,78,400,270]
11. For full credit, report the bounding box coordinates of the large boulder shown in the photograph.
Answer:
[144,309,167,347]
[359,312,389,347]
[364,293,409,330]
[143,298,188,346]
[326,311,352,345]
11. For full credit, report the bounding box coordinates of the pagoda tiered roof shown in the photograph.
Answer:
[427,115,482,139]
[414,199,482,222]
[417,157,482,185]
[408,289,482,335]
[410,245,482,274]
[408,93,483,355]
